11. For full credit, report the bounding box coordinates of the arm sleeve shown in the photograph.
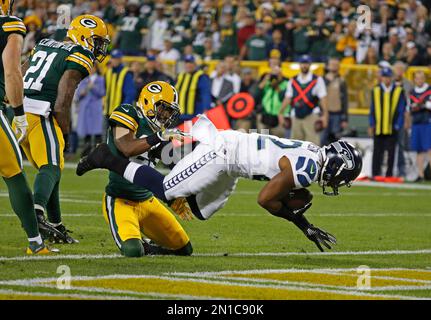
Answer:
[121,72,137,105]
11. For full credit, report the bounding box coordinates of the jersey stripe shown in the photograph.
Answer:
[110,111,138,131]
[66,56,92,74]
[72,52,94,66]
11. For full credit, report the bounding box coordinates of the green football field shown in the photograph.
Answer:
[0,164,430,300]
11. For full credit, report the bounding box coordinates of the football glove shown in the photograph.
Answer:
[170,197,194,221]
[13,114,28,144]
[157,128,189,142]
[302,225,337,252]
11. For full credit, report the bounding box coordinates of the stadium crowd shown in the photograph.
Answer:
[15,0,431,181]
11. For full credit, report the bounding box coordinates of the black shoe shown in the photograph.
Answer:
[37,214,65,241]
[80,142,93,158]
[414,176,424,183]
[49,224,79,244]
[76,143,112,176]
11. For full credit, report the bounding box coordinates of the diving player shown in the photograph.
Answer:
[101,80,192,257]
[0,0,60,254]
[20,14,110,243]
[77,116,362,252]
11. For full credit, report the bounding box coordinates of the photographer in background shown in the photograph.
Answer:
[321,57,348,146]
[256,63,288,137]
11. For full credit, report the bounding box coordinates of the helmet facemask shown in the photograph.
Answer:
[89,35,110,63]
[144,100,180,131]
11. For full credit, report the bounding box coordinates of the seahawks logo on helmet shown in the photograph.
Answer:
[80,18,97,28]
[333,141,355,170]
[147,83,162,94]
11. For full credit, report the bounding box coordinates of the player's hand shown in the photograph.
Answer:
[303,225,337,252]
[170,197,194,221]
[13,115,28,144]
[158,128,189,142]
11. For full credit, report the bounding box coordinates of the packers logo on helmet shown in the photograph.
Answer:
[137,81,181,132]
[0,0,14,15]
[67,15,110,63]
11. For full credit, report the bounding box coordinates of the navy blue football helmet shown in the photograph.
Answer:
[318,141,362,196]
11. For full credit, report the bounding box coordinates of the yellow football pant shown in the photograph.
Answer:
[18,113,65,170]
[102,194,190,250]
[0,110,22,178]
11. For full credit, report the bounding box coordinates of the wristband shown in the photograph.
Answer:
[13,104,25,117]
[146,133,162,146]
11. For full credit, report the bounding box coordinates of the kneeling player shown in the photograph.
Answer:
[101,81,192,257]
[78,116,362,252]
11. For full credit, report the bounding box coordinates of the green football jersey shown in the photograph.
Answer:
[116,16,147,52]
[23,38,95,108]
[106,104,156,201]
[0,16,26,104]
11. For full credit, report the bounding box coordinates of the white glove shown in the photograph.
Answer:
[13,114,28,144]
[157,128,190,142]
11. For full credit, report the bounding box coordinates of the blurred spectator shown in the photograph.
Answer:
[415,5,431,48]
[403,41,422,66]
[292,15,312,59]
[362,47,379,65]
[218,12,238,58]
[335,0,355,26]
[23,15,42,55]
[114,0,146,56]
[158,37,181,62]
[241,23,270,61]
[336,20,357,64]
[379,42,397,65]
[280,55,328,146]
[321,58,348,146]
[369,67,407,178]
[309,7,331,62]
[72,0,90,18]
[422,42,431,66]
[175,55,211,122]
[210,61,234,106]
[224,55,241,94]
[237,13,256,51]
[202,37,220,61]
[408,71,431,182]
[135,54,173,92]
[256,63,288,138]
[235,68,258,131]
[148,3,170,52]
[268,29,288,61]
[104,50,137,120]
[76,65,105,157]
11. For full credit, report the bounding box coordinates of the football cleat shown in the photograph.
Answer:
[170,197,194,221]
[26,242,59,255]
[49,224,79,244]
[76,143,112,176]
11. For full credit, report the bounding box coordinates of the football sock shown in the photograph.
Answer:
[46,181,62,224]
[34,164,61,218]
[3,173,40,239]
[123,163,167,202]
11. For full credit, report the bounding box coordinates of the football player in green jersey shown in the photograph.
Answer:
[101,81,193,257]
[19,14,110,243]
[0,0,60,254]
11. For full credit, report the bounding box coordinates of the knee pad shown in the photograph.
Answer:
[174,242,193,256]
[121,238,145,257]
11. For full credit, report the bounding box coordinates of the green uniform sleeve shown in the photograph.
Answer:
[2,16,26,38]
[109,104,140,133]
[65,46,95,78]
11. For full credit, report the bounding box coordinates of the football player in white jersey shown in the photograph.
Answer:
[77,116,362,252]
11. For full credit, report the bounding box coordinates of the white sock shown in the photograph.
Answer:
[28,235,43,245]
[34,204,45,213]
[51,222,62,227]
[123,162,141,183]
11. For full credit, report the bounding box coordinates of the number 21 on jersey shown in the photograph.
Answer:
[24,51,58,91]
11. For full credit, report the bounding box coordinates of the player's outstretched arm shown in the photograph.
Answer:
[53,69,84,134]
[257,156,336,252]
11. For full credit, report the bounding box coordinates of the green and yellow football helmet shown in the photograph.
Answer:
[67,14,110,62]
[137,81,181,132]
[0,0,14,15]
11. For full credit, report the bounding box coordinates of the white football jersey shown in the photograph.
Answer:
[219,130,321,189]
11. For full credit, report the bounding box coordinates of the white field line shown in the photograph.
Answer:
[232,191,430,196]
[354,181,431,190]
[0,288,140,300]
[1,274,426,300]
[0,193,99,204]
[1,249,431,262]
[170,273,431,292]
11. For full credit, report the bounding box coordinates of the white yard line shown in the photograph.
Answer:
[1,249,431,262]
[0,288,140,300]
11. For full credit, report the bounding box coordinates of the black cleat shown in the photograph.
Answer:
[37,214,65,242]
[49,224,79,244]
[76,143,112,176]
